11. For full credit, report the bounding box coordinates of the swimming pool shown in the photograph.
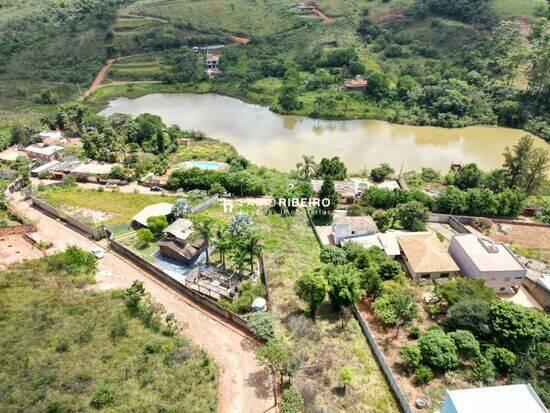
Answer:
[182,160,227,171]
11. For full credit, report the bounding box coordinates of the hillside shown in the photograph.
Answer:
[0,251,218,411]
[0,0,548,137]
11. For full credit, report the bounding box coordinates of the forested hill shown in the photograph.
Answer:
[0,0,549,141]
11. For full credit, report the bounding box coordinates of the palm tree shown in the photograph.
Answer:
[192,216,215,264]
[241,231,263,272]
[231,245,250,275]
[296,155,317,179]
[213,225,232,270]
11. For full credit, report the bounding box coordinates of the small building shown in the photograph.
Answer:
[38,130,62,142]
[205,54,220,69]
[344,79,368,91]
[69,162,117,182]
[448,234,527,293]
[311,179,356,204]
[132,203,173,228]
[158,218,206,265]
[297,2,317,14]
[441,384,546,413]
[341,231,405,258]
[0,146,23,163]
[31,160,60,177]
[397,232,459,281]
[24,144,64,163]
[332,215,378,245]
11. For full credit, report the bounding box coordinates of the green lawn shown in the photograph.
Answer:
[201,203,399,411]
[0,258,217,412]
[493,0,547,19]
[37,187,180,226]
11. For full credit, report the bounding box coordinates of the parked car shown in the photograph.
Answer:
[105,182,118,189]
[90,247,105,259]
[150,185,162,192]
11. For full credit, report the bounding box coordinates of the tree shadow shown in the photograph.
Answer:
[246,368,273,400]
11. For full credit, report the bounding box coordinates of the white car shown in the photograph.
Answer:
[105,182,118,189]
[90,247,105,259]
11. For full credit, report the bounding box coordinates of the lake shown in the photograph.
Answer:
[101,93,548,173]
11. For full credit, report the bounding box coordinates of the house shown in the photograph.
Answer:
[344,79,368,91]
[158,218,206,265]
[132,203,173,228]
[448,234,527,293]
[69,162,117,182]
[24,144,64,163]
[297,2,317,14]
[37,130,62,142]
[341,231,406,258]
[205,54,220,69]
[397,232,459,281]
[311,179,357,204]
[332,215,378,245]
[0,146,22,162]
[441,384,546,413]
[31,160,60,177]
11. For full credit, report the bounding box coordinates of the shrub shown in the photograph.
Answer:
[472,356,496,384]
[418,329,459,372]
[370,163,394,182]
[46,245,97,276]
[279,387,304,413]
[409,325,421,339]
[110,313,128,340]
[448,330,481,360]
[319,246,347,265]
[440,278,496,307]
[399,343,422,370]
[90,384,116,409]
[136,228,154,247]
[445,299,492,337]
[247,311,275,341]
[147,215,168,237]
[378,260,403,280]
[414,365,434,384]
[485,346,516,374]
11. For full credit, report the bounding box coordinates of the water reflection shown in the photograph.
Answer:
[100,93,548,172]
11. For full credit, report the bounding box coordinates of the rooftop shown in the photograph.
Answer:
[398,232,459,274]
[333,215,378,233]
[0,146,22,162]
[344,79,368,88]
[132,203,173,227]
[164,218,194,241]
[31,160,60,174]
[311,179,356,198]
[444,384,546,413]
[71,162,116,175]
[451,234,525,272]
[24,144,63,156]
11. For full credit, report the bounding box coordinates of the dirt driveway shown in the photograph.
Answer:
[10,194,275,413]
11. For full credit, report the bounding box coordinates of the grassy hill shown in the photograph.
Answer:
[0,253,218,411]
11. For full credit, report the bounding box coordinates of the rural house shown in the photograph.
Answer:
[24,144,64,163]
[69,162,118,183]
[448,234,527,293]
[397,232,459,281]
[311,179,357,204]
[205,54,220,69]
[344,79,368,91]
[158,218,206,265]
[332,215,378,245]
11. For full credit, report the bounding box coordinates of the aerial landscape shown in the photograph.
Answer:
[0,0,549,412]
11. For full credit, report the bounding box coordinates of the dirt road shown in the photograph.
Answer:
[10,194,275,413]
[82,59,115,100]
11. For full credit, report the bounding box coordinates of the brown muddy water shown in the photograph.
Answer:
[101,93,548,172]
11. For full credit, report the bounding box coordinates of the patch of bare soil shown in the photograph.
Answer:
[233,35,250,44]
[0,234,43,268]
[490,223,550,262]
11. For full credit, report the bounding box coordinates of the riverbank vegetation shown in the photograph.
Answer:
[0,249,218,411]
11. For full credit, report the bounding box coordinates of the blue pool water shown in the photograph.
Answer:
[192,161,222,170]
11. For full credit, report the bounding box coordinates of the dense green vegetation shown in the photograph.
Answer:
[0,249,217,411]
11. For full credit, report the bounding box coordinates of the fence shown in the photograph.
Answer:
[29,195,102,239]
[352,305,413,413]
[109,239,254,336]
[191,195,219,213]
[428,212,550,229]
[305,207,323,246]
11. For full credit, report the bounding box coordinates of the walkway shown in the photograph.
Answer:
[9,194,275,413]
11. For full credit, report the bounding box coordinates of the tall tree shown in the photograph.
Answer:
[490,21,527,84]
[294,271,329,317]
[523,148,550,194]
[318,178,339,215]
[296,155,317,179]
[191,216,216,264]
[502,135,533,189]
[527,18,550,99]
[213,226,232,270]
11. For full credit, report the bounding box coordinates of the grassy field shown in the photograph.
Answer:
[492,0,547,19]
[201,203,399,411]
[0,258,217,412]
[176,138,238,162]
[37,187,180,226]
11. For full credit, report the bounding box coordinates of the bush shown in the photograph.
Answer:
[418,329,459,372]
[448,330,481,360]
[46,245,97,276]
[440,278,496,307]
[472,356,496,384]
[485,346,516,374]
[370,163,394,182]
[247,312,275,341]
[90,384,116,409]
[399,343,422,370]
[409,325,421,339]
[137,228,154,247]
[110,313,128,340]
[279,387,304,413]
[147,215,168,237]
[414,365,434,384]
[445,300,492,337]
[319,246,347,265]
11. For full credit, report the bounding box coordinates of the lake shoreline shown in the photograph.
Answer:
[87,81,543,138]
[99,92,548,173]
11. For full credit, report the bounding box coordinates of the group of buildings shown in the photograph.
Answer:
[310,177,401,205]
[326,213,527,294]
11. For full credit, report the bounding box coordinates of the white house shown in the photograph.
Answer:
[448,234,527,293]
[441,384,546,413]
[332,215,378,245]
